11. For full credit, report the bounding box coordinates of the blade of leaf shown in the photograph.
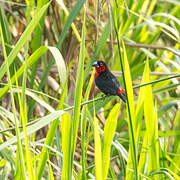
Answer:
[102,103,121,180]
[122,42,138,180]
[47,46,67,87]
[144,58,159,177]
[70,10,86,178]
[94,117,102,180]
[61,113,72,180]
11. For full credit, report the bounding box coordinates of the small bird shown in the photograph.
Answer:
[92,60,126,103]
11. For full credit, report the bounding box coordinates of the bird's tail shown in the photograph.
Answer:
[116,89,126,103]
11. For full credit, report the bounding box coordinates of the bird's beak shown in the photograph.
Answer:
[92,61,98,67]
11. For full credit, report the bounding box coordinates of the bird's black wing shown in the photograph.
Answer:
[108,71,121,88]
[95,71,120,95]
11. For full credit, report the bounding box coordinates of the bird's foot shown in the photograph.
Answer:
[101,94,106,99]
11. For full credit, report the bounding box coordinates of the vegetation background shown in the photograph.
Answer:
[0,0,180,179]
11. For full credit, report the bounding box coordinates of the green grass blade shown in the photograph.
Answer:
[171,109,180,172]
[136,57,148,174]
[15,73,35,179]
[31,0,49,52]
[47,46,67,87]
[0,6,12,55]
[102,103,121,180]
[144,58,159,178]
[134,77,145,143]
[27,45,67,117]
[94,117,102,180]
[122,42,138,180]
[70,10,86,177]
[0,23,26,178]
[112,5,139,178]
[0,22,26,179]
[61,113,72,180]
[81,69,95,180]
[47,156,55,180]
[138,133,148,173]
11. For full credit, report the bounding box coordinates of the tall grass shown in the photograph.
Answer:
[0,0,180,179]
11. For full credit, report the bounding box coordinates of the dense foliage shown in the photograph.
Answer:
[0,0,179,179]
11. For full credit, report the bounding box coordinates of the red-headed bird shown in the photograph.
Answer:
[93,60,126,103]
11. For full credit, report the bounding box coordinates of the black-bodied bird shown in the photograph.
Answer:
[93,60,126,103]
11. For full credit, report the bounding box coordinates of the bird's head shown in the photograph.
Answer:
[92,60,107,73]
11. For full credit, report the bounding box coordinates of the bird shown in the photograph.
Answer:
[92,60,126,103]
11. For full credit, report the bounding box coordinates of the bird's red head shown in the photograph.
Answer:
[92,60,107,73]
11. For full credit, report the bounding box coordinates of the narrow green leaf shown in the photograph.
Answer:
[0,20,26,179]
[15,74,35,179]
[136,57,149,174]
[122,42,138,180]
[47,46,67,87]
[0,6,12,55]
[138,133,148,173]
[81,69,95,180]
[102,103,121,180]
[94,117,102,180]
[48,158,54,180]
[31,0,49,52]
[61,113,72,180]
[144,58,159,177]
[70,10,86,178]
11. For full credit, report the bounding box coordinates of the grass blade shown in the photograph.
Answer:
[94,117,102,180]
[61,113,72,180]
[0,23,26,178]
[144,58,159,178]
[121,42,138,179]
[81,69,95,179]
[70,10,86,178]
[102,103,121,180]
[0,6,12,55]
[47,46,67,87]
[15,73,35,179]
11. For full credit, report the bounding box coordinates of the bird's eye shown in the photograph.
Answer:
[100,62,103,66]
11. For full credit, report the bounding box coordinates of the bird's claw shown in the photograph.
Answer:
[101,94,106,99]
